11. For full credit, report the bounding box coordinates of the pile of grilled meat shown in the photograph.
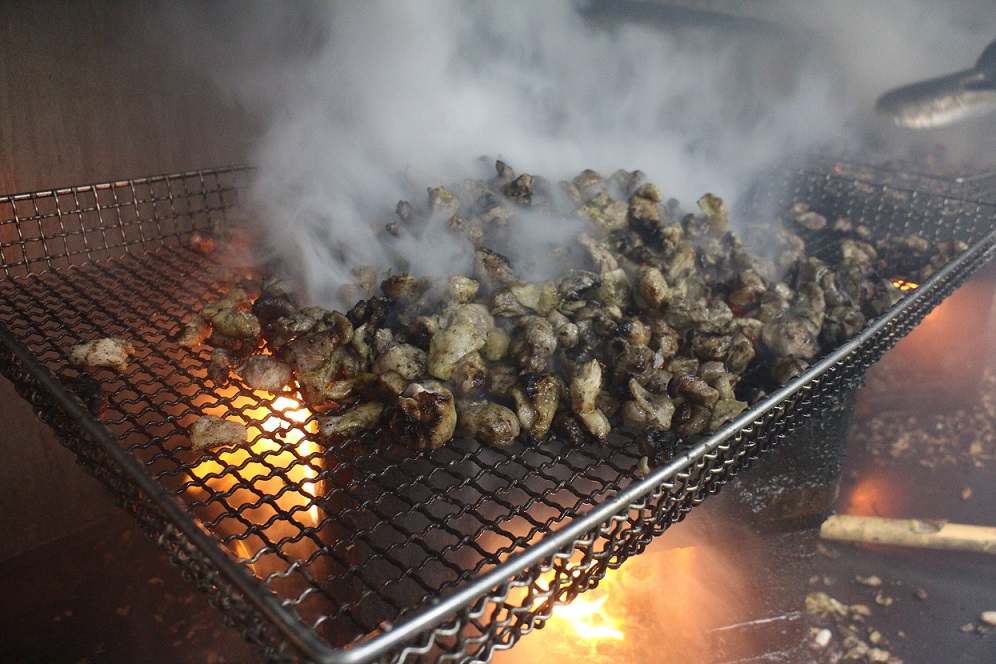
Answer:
[181,162,964,470]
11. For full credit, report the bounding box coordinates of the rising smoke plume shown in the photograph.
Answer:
[160,0,996,307]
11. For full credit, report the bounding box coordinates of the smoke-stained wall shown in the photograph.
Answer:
[0,1,258,561]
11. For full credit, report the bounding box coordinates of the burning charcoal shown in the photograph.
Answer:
[318,402,385,437]
[68,338,134,372]
[760,315,820,359]
[509,315,557,374]
[372,343,427,381]
[570,359,610,441]
[787,202,827,231]
[176,317,210,348]
[428,303,494,380]
[672,401,712,436]
[457,399,520,447]
[622,379,675,430]
[636,427,681,468]
[634,266,671,310]
[187,230,217,254]
[392,382,457,451]
[189,415,247,450]
[66,374,106,416]
[236,355,293,394]
[508,373,560,441]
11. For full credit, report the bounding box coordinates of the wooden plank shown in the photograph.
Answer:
[821,515,996,554]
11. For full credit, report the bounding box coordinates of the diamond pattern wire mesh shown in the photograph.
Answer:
[0,164,994,663]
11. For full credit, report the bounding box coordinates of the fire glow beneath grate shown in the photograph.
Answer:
[1,165,995,662]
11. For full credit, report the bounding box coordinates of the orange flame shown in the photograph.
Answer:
[268,396,320,522]
[552,590,624,641]
[892,279,919,292]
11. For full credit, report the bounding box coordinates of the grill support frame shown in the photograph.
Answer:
[0,164,994,663]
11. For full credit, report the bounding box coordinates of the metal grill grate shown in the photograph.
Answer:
[0,164,994,663]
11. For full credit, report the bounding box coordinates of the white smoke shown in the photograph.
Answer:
[159,0,996,307]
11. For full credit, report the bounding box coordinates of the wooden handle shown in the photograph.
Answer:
[820,515,996,554]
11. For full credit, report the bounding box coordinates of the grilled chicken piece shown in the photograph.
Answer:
[68,338,134,372]
[456,399,520,447]
[237,355,293,393]
[318,402,385,437]
[189,415,247,450]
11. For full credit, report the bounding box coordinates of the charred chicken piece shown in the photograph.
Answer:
[457,399,521,447]
[178,164,966,465]
[392,382,458,451]
[508,373,560,441]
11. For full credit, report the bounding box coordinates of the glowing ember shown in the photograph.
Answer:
[552,590,624,641]
[892,279,919,291]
